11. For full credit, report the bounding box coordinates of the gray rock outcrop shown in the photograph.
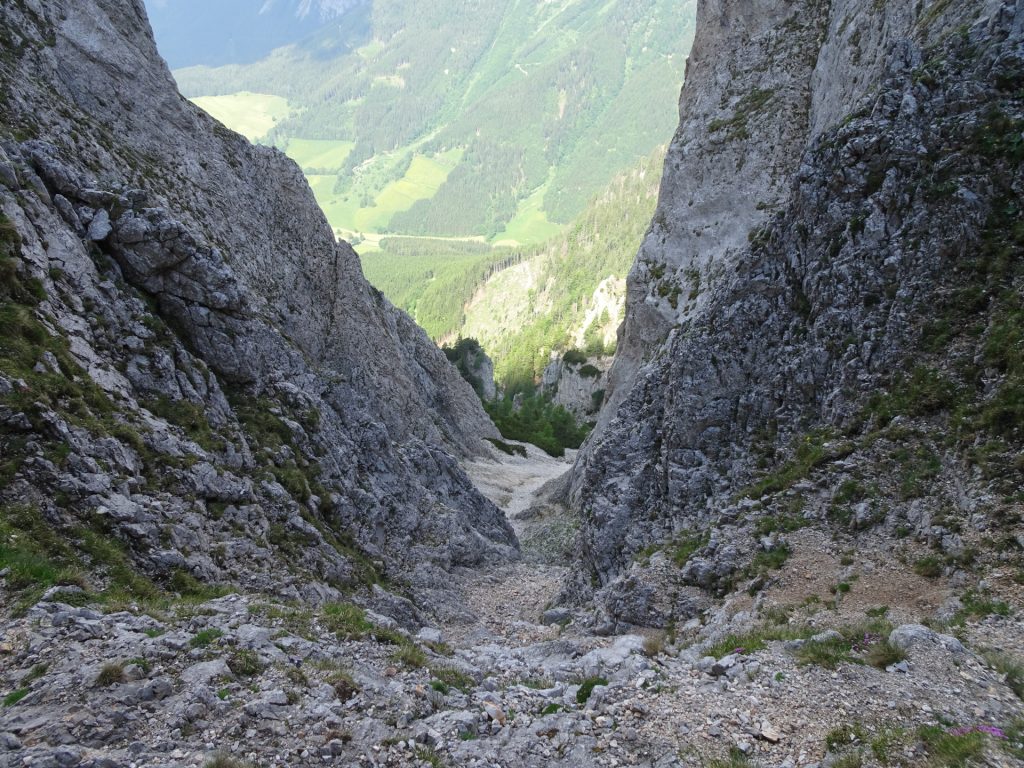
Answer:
[571,0,1023,624]
[541,354,611,419]
[0,0,513,604]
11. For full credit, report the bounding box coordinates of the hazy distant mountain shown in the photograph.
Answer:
[144,0,368,68]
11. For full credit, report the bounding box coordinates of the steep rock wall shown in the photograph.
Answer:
[571,0,1023,628]
[0,0,513,612]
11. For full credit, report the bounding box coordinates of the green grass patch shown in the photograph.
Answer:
[284,138,354,172]
[492,183,564,247]
[669,533,709,567]
[322,602,373,640]
[2,688,29,707]
[707,747,754,768]
[914,555,944,578]
[575,676,608,705]
[742,430,854,499]
[794,620,900,670]
[981,650,1024,700]
[190,92,291,142]
[953,589,1011,625]
[227,650,262,677]
[392,644,427,669]
[190,628,224,648]
[706,624,816,659]
[429,666,474,694]
[917,725,986,767]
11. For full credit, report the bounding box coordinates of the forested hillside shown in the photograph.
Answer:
[461,149,666,390]
[170,0,695,245]
[361,150,664,391]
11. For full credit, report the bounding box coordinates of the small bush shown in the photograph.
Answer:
[96,662,125,687]
[575,676,608,705]
[642,633,666,658]
[865,640,906,669]
[562,349,588,366]
[914,555,944,578]
[326,669,359,701]
[751,543,792,572]
[486,437,527,457]
[228,650,262,677]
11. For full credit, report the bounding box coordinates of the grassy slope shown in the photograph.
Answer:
[284,139,355,171]
[190,92,291,142]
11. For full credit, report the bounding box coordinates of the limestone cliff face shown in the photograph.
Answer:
[571,0,1023,628]
[0,0,513,609]
[542,355,611,420]
[597,0,828,428]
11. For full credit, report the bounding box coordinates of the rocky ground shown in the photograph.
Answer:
[1,445,1022,768]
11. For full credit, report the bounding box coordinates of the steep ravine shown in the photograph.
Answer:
[1,0,1023,766]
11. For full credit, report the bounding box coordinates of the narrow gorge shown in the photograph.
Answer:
[0,0,1022,767]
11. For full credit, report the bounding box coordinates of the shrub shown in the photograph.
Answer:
[228,650,262,677]
[914,555,944,578]
[96,662,125,687]
[865,640,906,669]
[484,391,590,457]
[642,633,666,658]
[486,437,527,457]
[562,349,588,366]
[751,543,792,573]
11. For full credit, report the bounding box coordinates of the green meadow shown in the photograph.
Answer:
[190,91,291,142]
